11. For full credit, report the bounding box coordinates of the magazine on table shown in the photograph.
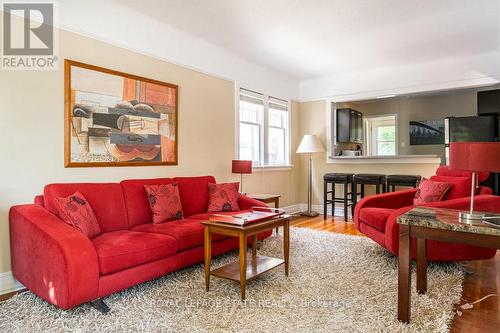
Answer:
[209,207,285,226]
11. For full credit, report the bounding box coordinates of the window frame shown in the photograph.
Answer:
[364,114,398,156]
[236,87,291,168]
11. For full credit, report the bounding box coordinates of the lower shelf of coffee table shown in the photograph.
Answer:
[210,255,284,282]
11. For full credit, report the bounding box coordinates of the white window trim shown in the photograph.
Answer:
[235,85,292,168]
[364,114,399,156]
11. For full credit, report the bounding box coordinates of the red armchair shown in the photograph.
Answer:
[354,166,499,261]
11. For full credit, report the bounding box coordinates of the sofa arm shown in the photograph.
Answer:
[9,204,99,309]
[238,195,269,210]
[354,189,417,230]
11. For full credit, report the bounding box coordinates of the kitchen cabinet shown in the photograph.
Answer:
[336,108,363,143]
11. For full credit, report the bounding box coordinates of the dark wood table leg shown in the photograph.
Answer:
[204,227,212,292]
[417,238,427,294]
[275,198,280,234]
[284,219,290,276]
[239,232,247,300]
[398,224,411,323]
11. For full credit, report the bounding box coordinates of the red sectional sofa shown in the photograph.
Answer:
[354,166,500,261]
[9,176,272,310]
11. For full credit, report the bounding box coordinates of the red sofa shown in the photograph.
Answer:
[354,166,500,261]
[9,176,272,310]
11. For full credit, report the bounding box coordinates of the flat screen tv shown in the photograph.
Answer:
[409,120,445,145]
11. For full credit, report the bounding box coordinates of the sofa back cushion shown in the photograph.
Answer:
[435,166,489,182]
[173,176,216,217]
[430,175,471,200]
[120,178,173,228]
[44,183,128,232]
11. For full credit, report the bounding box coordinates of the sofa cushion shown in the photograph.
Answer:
[54,191,101,238]
[44,183,128,232]
[359,207,395,232]
[207,182,240,212]
[121,178,174,228]
[173,176,216,217]
[145,183,184,223]
[429,175,471,200]
[131,219,227,251]
[92,230,177,275]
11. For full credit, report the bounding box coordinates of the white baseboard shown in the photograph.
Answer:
[281,204,303,215]
[282,203,352,218]
[0,271,24,295]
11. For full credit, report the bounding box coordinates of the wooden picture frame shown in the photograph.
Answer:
[64,59,178,167]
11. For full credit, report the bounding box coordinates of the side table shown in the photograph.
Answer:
[202,215,290,300]
[247,194,281,232]
[397,207,500,323]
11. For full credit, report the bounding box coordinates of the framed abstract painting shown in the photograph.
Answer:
[64,60,178,167]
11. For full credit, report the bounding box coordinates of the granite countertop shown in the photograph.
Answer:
[398,207,500,236]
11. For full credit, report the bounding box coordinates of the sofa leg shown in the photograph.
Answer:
[91,298,110,314]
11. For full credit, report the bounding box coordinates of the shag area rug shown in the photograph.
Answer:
[0,228,464,333]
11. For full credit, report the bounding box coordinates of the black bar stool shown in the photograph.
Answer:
[352,174,387,206]
[386,175,421,192]
[323,173,355,222]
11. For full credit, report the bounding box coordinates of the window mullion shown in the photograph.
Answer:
[263,95,269,166]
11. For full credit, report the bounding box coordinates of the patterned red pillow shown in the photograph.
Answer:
[207,182,240,212]
[413,178,452,205]
[54,191,101,238]
[144,183,184,223]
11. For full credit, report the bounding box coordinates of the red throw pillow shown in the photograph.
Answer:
[429,175,471,200]
[207,182,240,212]
[54,191,101,238]
[413,179,452,205]
[144,183,184,223]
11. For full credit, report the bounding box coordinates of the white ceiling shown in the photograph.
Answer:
[117,0,500,80]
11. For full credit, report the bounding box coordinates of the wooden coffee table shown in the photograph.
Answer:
[202,215,290,300]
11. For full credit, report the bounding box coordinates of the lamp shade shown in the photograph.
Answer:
[296,134,325,154]
[449,142,500,172]
[232,160,252,174]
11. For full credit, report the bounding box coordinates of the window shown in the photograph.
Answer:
[365,115,397,156]
[238,88,290,167]
[239,89,264,164]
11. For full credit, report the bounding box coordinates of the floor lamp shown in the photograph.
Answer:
[297,134,325,217]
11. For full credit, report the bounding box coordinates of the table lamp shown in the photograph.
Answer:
[297,134,325,217]
[449,142,500,221]
[232,160,252,194]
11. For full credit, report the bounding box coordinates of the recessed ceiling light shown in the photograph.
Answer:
[376,94,396,99]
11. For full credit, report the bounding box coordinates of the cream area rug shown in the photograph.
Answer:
[0,228,464,332]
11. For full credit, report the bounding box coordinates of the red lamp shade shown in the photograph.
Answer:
[449,142,500,172]
[232,160,252,174]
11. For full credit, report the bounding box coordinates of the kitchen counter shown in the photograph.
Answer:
[327,154,442,164]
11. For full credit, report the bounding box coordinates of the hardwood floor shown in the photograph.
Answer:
[292,215,499,333]
[1,215,497,332]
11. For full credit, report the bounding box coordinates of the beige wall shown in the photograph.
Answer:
[0,29,300,274]
[298,101,440,205]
